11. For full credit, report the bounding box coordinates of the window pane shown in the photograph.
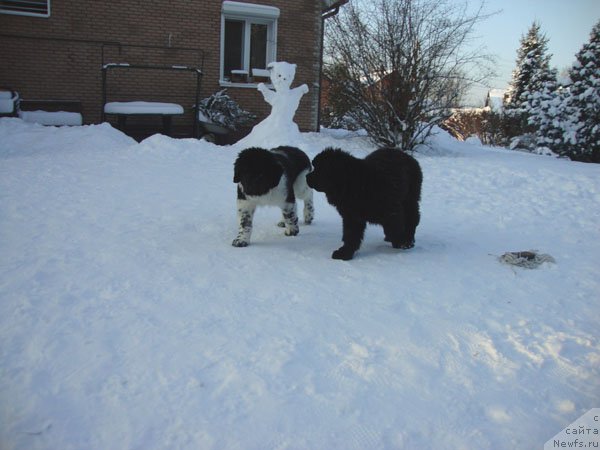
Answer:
[250,23,267,70]
[224,20,244,79]
[0,0,50,17]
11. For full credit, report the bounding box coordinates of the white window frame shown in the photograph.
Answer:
[220,1,279,87]
[0,0,51,17]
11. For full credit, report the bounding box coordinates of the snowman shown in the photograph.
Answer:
[238,61,308,147]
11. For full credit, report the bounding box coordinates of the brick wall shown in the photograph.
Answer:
[0,0,324,134]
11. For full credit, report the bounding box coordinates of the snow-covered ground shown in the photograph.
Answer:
[1,118,598,450]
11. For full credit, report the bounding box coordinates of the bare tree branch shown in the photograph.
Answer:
[324,0,496,150]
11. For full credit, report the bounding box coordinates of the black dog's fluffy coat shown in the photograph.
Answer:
[306,147,422,260]
[232,146,314,247]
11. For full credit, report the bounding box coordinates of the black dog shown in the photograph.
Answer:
[306,147,422,260]
[232,146,314,247]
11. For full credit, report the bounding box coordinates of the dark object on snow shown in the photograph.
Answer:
[232,146,314,247]
[306,147,422,260]
[198,90,255,141]
[498,250,556,269]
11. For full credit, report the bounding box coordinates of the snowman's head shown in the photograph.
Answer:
[268,62,296,91]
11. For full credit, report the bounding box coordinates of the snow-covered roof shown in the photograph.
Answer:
[486,89,506,113]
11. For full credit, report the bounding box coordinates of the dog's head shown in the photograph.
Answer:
[233,147,283,196]
[306,147,352,193]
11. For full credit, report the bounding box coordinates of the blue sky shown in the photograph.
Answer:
[467,0,600,104]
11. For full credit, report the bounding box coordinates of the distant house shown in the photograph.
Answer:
[485,89,507,113]
[0,1,346,138]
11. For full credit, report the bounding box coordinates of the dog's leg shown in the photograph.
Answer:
[294,171,314,225]
[383,215,414,249]
[232,200,256,247]
[388,201,419,249]
[281,202,299,236]
[302,190,314,225]
[332,218,366,260]
[401,199,420,248]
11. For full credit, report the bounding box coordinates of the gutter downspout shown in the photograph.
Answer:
[316,0,348,131]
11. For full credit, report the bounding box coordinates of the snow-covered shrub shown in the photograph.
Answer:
[509,133,537,152]
[322,108,362,131]
[441,109,485,141]
[441,108,515,147]
[198,90,256,131]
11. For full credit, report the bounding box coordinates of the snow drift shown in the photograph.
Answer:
[0,118,599,450]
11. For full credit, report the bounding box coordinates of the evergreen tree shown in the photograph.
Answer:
[561,20,600,162]
[506,22,553,114]
[504,22,554,148]
[527,68,564,155]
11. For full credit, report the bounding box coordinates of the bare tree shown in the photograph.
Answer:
[324,0,495,150]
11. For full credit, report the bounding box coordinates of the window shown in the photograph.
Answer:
[0,0,50,17]
[220,1,279,84]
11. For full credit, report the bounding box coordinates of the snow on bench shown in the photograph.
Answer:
[19,110,83,126]
[17,99,83,126]
[104,101,184,115]
[0,90,19,115]
[104,102,185,137]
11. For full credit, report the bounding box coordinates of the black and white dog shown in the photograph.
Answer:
[232,146,314,247]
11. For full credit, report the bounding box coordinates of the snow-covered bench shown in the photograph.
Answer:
[0,89,19,117]
[19,110,83,126]
[103,101,184,136]
[101,57,204,138]
[18,99,83,126]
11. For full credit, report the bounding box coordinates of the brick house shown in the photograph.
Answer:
[0,0,346,139]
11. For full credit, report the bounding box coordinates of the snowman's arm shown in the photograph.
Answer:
[295,84,309,95]
[257,83,276,105]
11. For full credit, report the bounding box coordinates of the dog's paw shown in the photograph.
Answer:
[332,247,354,260]
[392,240,414,249]
[232,238,249,247]
[284,227,299,237]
